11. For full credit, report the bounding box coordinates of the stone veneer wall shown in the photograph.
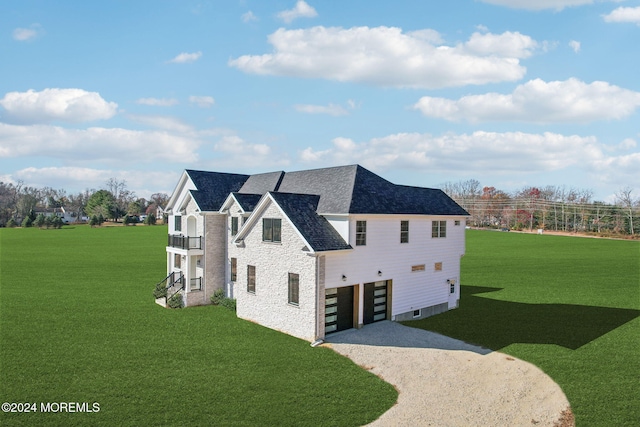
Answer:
[233,201,319,342]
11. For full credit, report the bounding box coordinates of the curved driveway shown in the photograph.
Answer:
[324,321,571,427]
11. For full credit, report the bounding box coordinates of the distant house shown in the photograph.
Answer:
[34,206,77,224]
[162,165,469,342]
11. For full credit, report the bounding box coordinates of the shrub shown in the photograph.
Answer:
[144,213,156,225]
[210,288,236,311]
[221,298,237,312]
[167,293,184,309]
[210,288,225,305]
[153,281,168,299]
[6,218,17,228]
[51,216,64,229]
[34,214,46,228]
[21,217,33,228]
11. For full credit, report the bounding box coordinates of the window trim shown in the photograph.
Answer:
[262,218,282,243]
[288,273,300,306]
[400,220,409,243]
[247,265,256,293]
[355,220,367,246]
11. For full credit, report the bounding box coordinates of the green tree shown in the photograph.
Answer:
[144,213,156,225]
[34,213,46,228]
[86,190,116,221]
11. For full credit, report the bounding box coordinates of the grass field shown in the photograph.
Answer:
[405,230,640,426]
[0,225,397,427]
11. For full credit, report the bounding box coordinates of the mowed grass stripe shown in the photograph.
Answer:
[405,230,640,427]
[0,226,396,427]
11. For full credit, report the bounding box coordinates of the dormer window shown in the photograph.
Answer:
[262,218,282,243]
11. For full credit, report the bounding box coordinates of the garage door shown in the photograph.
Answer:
[363,280,388,325]
[325,286,354,334]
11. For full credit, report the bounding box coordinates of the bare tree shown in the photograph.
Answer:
[615,187,637,235]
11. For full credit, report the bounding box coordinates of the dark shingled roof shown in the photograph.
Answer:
[277,164,468,216]
[231,193,262,212]
[269,192,352,252]
[238,171,284,194]
[186,170,249,211]
[185,165,467,216]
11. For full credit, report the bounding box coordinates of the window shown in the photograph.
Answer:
[400,220,409,243]
[262,218,282,243]
[288,273,299,306]
[432,220,447,238]
[356,221,367,246]
[174,215,182,232]
[174,253,181,269]
[434,262,443,271]
[411,264,425,272]
[230,258,237,282]
[247,265,255,293]
[413,309,421,318]
[231,217,238,236]
[455,220,461,226]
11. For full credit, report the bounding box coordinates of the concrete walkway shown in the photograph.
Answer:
[324,321,572,427]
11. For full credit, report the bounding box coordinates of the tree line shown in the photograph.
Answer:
[0,178,169,227]
[441,180,639,236]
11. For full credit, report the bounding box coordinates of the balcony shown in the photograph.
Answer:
[168,234,202,250]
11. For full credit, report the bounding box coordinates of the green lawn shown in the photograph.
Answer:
[404,230,640,427]
[0,226,397,427]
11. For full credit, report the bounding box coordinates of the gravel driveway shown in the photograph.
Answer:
[324,321,572,427]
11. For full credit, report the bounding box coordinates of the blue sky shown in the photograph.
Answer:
[1,0,639,202]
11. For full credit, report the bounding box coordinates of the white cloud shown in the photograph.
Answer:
[0,88,118,124]
[569,40,581,53]
[211,134,289,168]
[168,51,202,64]
[127,114,193,133]
[301,131,603,173]
[12,24,43,41]
[189,95,215,108]
[463,31,538,58]
[242,11,258,23]
[136,97,179,107]
[277,1,318,23]
[294,103,349,116]
[301,130,640,189]
[413,78,640,123]
[603,7,640,25]
[479,0,596,11]
[230,27,538,89]
[0,123,200,163]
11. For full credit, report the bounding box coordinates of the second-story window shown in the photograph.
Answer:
[356,220,367,246]
[432,220,447,238]
[262,218,282,243]
[174,215,182,232]
[400,220,409,243]
[231,217,239,236]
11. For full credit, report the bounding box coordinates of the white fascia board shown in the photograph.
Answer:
[219,193,249,215]
[165,171,194,212]
[232,193,317,254]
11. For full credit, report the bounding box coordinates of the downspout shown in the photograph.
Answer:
[311,253,324,347]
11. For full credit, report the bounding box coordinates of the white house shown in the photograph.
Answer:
[162,165,469,342]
